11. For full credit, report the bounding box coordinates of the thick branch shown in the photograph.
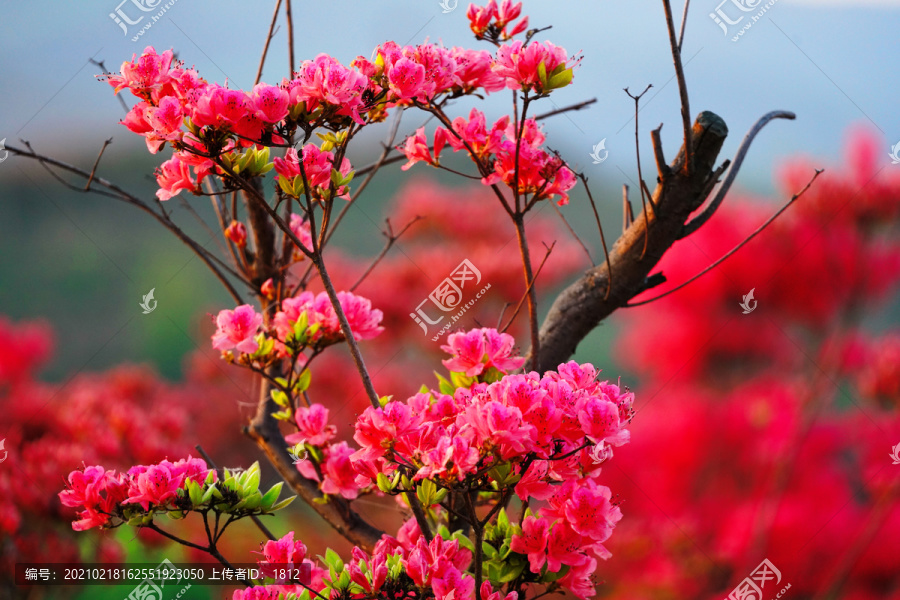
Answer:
[244,367,384,551]
[533,111,728,373]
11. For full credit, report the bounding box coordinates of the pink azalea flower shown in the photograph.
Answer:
[120,102,154,136]
[190,84,251,130]
[257,531,307,580]
[577,395,624,446]
[285,403,337,447]
[319,441,361,499]
[313,291,385,342]
[451,48,506,94]
[399,127,448,170]
[165,456,215,485]
[273,145,353,200]
[446,109,509,159]
[545,521,588,572]
[514,460,555,501]
[441,327,524,377]
[106,46,175,95]
[232,586,281,600]
[510,514,550,572]
[123,462,183,511]
[557,556,598,600]
[212,304,263,354]
[249,83,289,124]
[145,96,184,138]
[463,400,534,459]
[59,466,128,531]
[493,40,579,93]
[562,480,620,542]
[155,156,199,201]
[386,56,427,101]
[467,1,497,38]
[288,54,369,124]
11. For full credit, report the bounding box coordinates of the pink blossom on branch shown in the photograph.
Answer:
[212,305,264,354]
[155,155,202,201]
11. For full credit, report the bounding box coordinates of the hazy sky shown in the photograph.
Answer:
[1,0,899,196]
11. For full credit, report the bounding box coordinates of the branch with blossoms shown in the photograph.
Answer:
[5,0,815,599]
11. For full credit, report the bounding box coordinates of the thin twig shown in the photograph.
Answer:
[651,124,670,180]
[627,169,823,307]
[625,85,654,258]
[580,173,613,300]
[677,0,691,51]
[662,0,693,174]
[84,137,113,191]
[501,242,556,334]
[8,143,248,303]
[323,110,404,248]
[680,110,796,238]
[194,445,277,541]
[551,202,593,266]
[350,216,423,292]
[533,98,597,121]
[90,59,129,114]
[285,0,295,75]
[254,0,284,85]
[622,184,634,233]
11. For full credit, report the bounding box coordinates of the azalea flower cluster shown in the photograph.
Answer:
[58,458,292,533]
[104,0,577,204]
[211,291,383,359]
[400,110,577,205]
[467,0,530,41]
[58,456,214,530]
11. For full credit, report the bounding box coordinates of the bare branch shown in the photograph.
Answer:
[627,169,822,307]
[7,143,248,303]
[625,85,654,258]
[501,242,556,333]
[662,0,693,174]
[551,203,593,266]
[678,0,691,51]
[350,216,423,292]
[254,0,284,85]
[680,110,796,238]
[533,98,597,121]
[84,137,113,191]
[285,0,295,75]
[532,111,729,373]
[580,174,613,300]
[651,124,670,180]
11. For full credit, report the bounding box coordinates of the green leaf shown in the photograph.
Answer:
[271,495,296,511]
[295,368,312,393]
[271,389,290,407]
[547,68,573,90]
[450,371,475,390]
[537,61,548,87]
[260,482,283,510]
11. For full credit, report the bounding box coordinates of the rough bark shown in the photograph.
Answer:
[534,111,729,373]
